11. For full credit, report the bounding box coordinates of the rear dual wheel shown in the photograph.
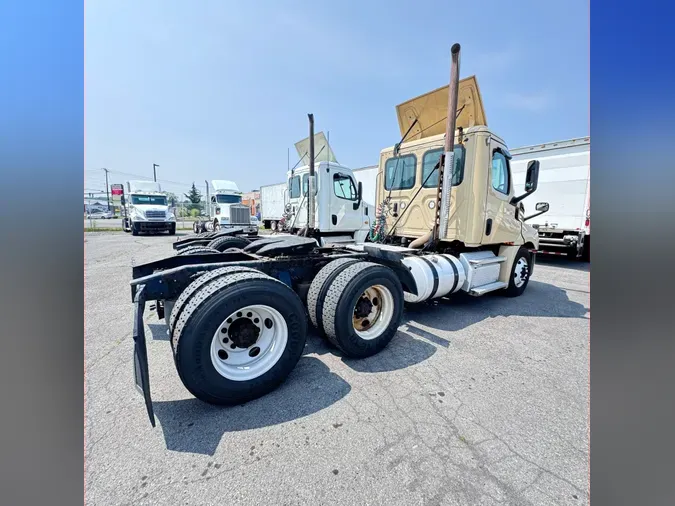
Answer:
[308,260,403,358]
[169,267,307,405]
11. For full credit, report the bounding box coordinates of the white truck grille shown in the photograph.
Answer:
[145,210,166,220]
[229,205,251,225]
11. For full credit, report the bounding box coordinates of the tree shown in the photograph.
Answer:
[165,192,179,207]
[184,183,202,212]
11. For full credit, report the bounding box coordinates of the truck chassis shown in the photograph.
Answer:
[131,234,533,426]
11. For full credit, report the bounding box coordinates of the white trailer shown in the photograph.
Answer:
[352,165,378,207]
[511,137,590,260]
[260,182,287,230]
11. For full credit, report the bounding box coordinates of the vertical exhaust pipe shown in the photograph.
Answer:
[307,113,316,233]
[433,43,461,243]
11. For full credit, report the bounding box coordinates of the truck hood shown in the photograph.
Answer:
[395,75,487,141]
[294,132,338,165]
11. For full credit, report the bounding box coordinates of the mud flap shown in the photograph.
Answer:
[132,285,156,427]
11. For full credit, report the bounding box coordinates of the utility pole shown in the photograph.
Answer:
[153,163,159,182]
[102,168,110,210]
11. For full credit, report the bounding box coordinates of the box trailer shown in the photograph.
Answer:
[511,137,590,260]
[353,165,378,207]
[260,182,287,230]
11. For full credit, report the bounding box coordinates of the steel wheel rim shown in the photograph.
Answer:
[513,257,529,288]
[352,285,394,340]
[210,305,288,381]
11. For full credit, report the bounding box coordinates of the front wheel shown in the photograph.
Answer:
[131,221,139,236]
[504,247,532,297]
[169,223,176,235]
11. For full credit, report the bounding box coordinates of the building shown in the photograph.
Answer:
[241,190,261,218]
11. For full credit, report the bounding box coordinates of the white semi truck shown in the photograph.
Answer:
[121,180,176,235]
[511,137,590,260]
[191,180,258,236]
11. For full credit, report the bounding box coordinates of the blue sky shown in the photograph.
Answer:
[85,0,589,197]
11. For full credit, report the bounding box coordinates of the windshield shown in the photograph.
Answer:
[216,195,242,204]
[131,195,167,206]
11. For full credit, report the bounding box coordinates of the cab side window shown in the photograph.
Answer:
[491,151,510,195]
[333,173,357,200]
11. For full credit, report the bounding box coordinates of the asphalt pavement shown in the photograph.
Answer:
[85,232,590,505]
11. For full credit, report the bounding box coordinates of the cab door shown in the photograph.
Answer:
[329,168,362,232]
[483,141,522,244]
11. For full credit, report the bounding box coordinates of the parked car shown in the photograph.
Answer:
[250,215,260,227]
[88,210,113,219]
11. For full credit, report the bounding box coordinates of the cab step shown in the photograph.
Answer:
[469,281,508,296]
[468,255,506,266]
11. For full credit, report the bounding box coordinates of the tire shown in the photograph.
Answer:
[306,258,361,337]
[504,246,532,297]
[213,219,220,231]
[169,266,260,351]
[123,218,131,233]
[172,270,307,405]
[270,220,277,232]
[207,235,251,252]
[131,221,139,236]
[581,236,590,262]
[193,221,199,234]
[176,246,220,256]
[321,261,403,358]
[169,223,176,235]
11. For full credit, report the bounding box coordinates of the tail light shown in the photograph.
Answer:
[585,209,590,227]
[585,218,590,227]
[216,207,221,215]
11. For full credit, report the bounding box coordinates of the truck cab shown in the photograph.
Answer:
[285,162,374,245]
[282,131,374,245]
[375,76,541,252]
[123,180,176,235]
[208,180,257,235]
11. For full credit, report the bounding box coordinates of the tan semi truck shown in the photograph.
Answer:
[128,44,548,426]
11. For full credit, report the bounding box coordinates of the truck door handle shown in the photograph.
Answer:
[485,219,493,236]
[393,202,399,217]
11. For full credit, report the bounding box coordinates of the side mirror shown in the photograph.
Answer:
[511,160,540,204]
[524,201,549,221]
[354,181,363,210]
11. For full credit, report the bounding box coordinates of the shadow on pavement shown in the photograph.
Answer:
[152,356,351,455]
[535,255,590,272]
[303,327,438,374]
[147,323,170,341]
[404,280,589,335]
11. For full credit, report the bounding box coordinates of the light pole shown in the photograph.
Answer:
[102,168,110,210]
[153,163,159,182]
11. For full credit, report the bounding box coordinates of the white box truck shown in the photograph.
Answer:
[260,182,287,230]
[353,165,378,207]
[511,137,590,260]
